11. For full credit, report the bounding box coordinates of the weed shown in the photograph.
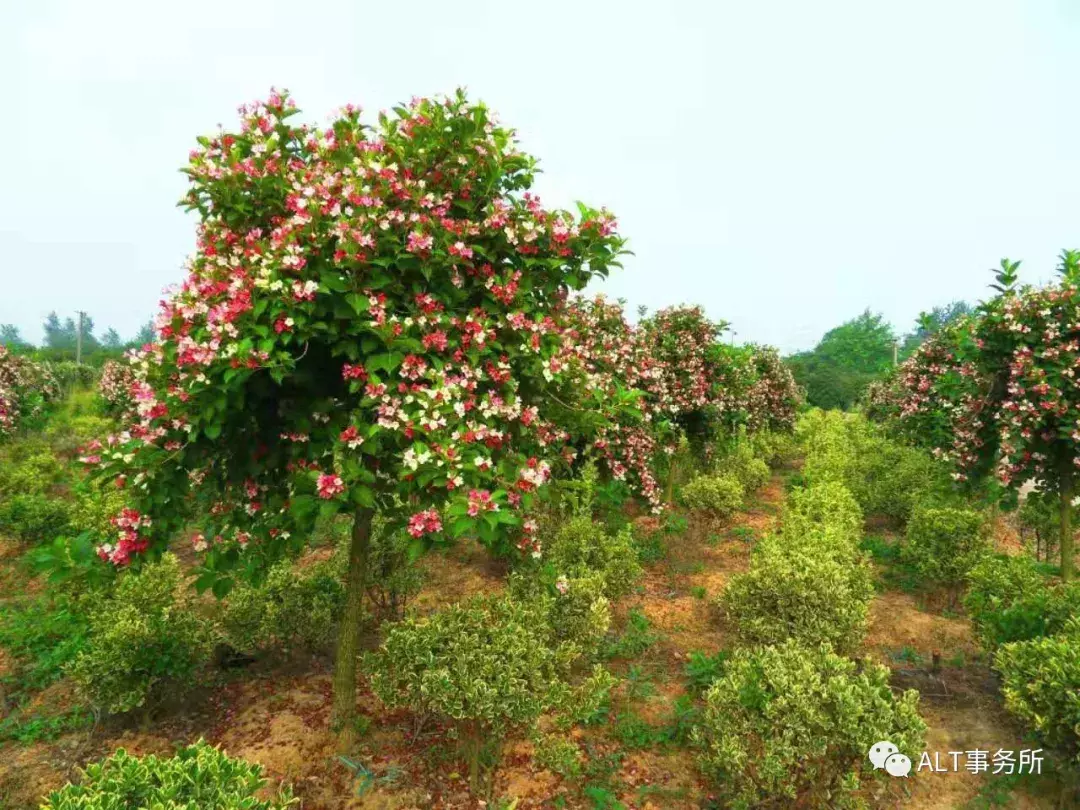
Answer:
[600,609,658,660]
[684,649,729,693]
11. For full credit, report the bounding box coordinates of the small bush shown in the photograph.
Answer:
[508,569,611,654]
[67,554,214,714]
[366,594,599,788]
[41,740,295,809]
[365,515,425,620]
[714,443,770,493]
[0,493,72,543]
[748,430,797,467]
[693,640,926,809]
[964,554,1080,650]
[782,482,863,549]
[222,556,346,655]
[539,515,641,600]
[994,621,1080,760]
[902,506,989,588]
[681,473,744,518]
[0,446,67,496]
[721,544,874,653]
[533,733,583,779]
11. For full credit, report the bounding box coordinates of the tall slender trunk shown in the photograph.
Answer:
[331,506,375,745]
[1060,465,1074,582]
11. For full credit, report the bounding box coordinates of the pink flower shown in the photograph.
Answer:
[449,241,474,259]
[406,231,434,253]
[407,509,442,537]
[317,472,345,499]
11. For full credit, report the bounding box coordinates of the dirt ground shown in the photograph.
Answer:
[0,470,1063,809]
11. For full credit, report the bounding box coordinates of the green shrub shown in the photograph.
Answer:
[365,514,425,620]
[714,443,770,493]
[0,493,72,542]
[901,506,989,588]
[721,543,874,653]
[222,556,346,655]
[799,410,952,524]
[366,594,601,789]
[508,569,611,654]
[41,740,295,809]
[964,554,1080,650]
[532,733,583,779]
[782,482,863,549]
[0,446,67,495]
[538,515,641,600]
[0,597,90,692]
[994,621,1080,760]
[681,473,744,518]
[68,554,214,714]
[69,482,127,538]
[693,640,926,809]
[748,430,797,467]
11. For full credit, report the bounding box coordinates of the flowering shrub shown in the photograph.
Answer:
[41,740,295,810]
[97,359,138,418]
[681,473,744,517]
[744,345,802,433]
[556,295,669,511]
[67,554,213,714]
[0,345,59,439]
[886,253,1080,578]
[78,89,625,727]
[693,640,925,809]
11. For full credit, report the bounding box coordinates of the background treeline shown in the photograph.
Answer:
[0,314,154,366]
[786,301,971,409]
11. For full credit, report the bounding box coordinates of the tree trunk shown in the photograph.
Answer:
[1060,467,1074,582]
[331,506,375,746]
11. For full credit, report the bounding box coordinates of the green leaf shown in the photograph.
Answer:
[212,577,233,599]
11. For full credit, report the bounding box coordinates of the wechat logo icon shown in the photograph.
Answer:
[869,741,912,777]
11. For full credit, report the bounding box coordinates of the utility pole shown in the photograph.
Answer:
[76,310,86,365]
[893,341,898,367]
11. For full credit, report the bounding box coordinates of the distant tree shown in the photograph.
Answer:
[43,312,73,349]
[0,324,27,348]
[130,320,155,348]
[101,328,123,349]
[900,300,972,356]
[787,311,896,409]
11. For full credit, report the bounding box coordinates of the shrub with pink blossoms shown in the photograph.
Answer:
[98,359,139,418]
[889,253,1080,580]
[84,88,625,730]
[0,345,60,439]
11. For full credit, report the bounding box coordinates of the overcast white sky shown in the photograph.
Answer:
[3,0,1078,352]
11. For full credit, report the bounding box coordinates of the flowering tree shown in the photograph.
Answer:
[84,89,624,733]
[744,345,802,433]
[891,253,1080,580]
[0,345,59,439]
[98,359,138,418]
[557,295,670,511]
